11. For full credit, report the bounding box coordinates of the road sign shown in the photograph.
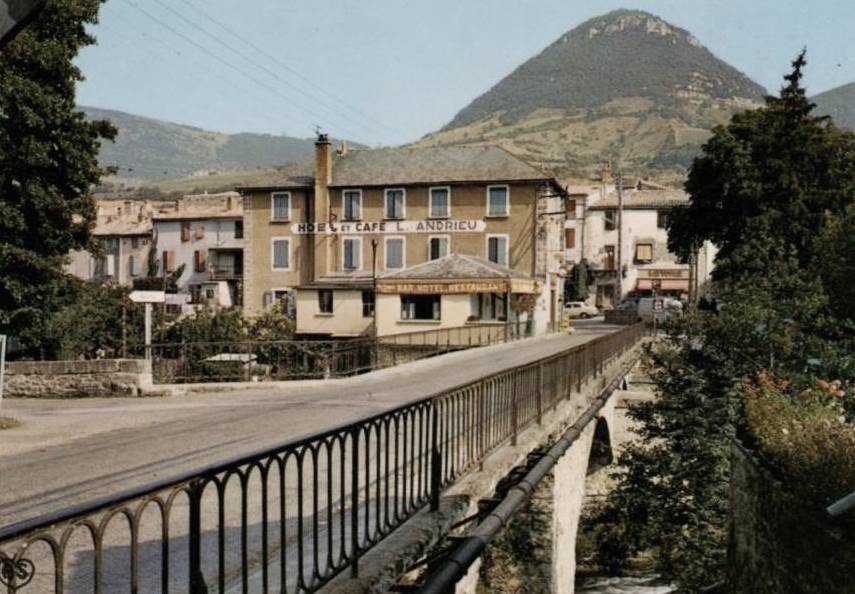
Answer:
[1,0,46,48]
[129,290,166,304]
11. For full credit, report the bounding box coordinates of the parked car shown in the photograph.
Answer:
[615,298,639,311]
[564,301,600,319]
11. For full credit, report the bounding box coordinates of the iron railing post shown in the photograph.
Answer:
[511,374,519,446]
[537,362,544,425]
[350,427,360,577]
[430,402,442,511]
[188,479,208,594]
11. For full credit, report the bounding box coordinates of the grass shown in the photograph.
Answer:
[0,416,22,430]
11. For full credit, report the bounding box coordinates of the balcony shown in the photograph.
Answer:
[209,266,243,281]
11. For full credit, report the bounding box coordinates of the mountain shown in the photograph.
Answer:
[813,82,855,130]
[415,10,767,181]
[81,106,361,184]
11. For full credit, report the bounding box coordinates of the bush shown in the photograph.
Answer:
[743,372,855,509]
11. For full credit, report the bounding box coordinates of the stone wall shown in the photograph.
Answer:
[729,441,855,594]
[603,310,640,325]
[3,359,153,398]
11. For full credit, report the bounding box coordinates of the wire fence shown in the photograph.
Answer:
[0,323,644,594]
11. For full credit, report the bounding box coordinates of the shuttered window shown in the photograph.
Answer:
[343,237,361,270]
[163,251,176,273]
[565,228,576,249]
[487,186,509,217]
[487,236,508,266]
[271,192,291,221]
[194,250,207,273]
[429,187,450,218]
[385,237,404,269]
[635,243,653,263]
[180,222,190,242]
[272,239,290,270]
[385,189,405,219]
[429,236,449,260]
[343,190,362,221]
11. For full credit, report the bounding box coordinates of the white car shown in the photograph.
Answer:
[564,301,599,319]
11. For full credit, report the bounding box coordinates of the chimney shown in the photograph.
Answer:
[601,160,612,183]
[313,133,333,282]
[338,139,348,156]
[315,133,332,188]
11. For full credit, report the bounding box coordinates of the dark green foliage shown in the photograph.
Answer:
[600,55,855,592]
[813,81,855,130]
[444,9,764,130]
[566,260,589,301]
[0,0,116,356]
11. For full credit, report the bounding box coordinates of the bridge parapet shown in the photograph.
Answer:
[0,324,643,594]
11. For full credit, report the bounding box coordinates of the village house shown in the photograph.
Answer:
[238,136,567,337]
[151,192,244,312]
[563,165,714,308]
[66,200,155,285]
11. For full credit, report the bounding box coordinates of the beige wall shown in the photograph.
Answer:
[327,183,538,275]
[296,289,373,336]
[242,189,311,312]
[375,293,473,336]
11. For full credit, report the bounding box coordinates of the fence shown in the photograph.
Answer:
[0,323,643,594]
[144,321,532,384]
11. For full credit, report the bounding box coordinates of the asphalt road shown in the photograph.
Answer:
[0,320,618,527]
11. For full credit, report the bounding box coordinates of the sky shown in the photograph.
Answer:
[75,0,855,147]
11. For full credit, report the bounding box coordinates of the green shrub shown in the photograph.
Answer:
[743,372,855,509]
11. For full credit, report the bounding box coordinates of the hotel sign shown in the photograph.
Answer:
[291,220,486,235]
[378,281,509,295]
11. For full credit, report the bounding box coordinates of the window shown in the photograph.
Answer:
[343,190,362,221]
[384,188,406,219]
[128,255,137,277]
[604,245,615,270]
[487,185,509,217]
[194,250,206,273]
[265,289,295,317]
[343,237,361,270]
[131,237,139,249]
[657,210,669,229]
[429,187,450,218]
[234,220,244,239]
[104,237,119,253]
[163,250,176,273]
[487,235,509,266]
[565,228,576,249]
[205,287,216,300]
[271,192,291,221]
[401,295,441,321]
[190,285,201,304]
[635,243,653,263]
[362,291,375,317]
[429,236,449,260]
[472,293,507,321]
[318,289,334,314]
[385,237,404,269]
[272,238,291,270]
[604,209,617,231]
[566,198,577,217]
[181,222,191,242]
[195,225,205,240]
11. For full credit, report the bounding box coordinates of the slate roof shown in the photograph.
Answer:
[379,253,531,281]
[589,189,689,210]
[238,145,554,190]
[93,201,151,236]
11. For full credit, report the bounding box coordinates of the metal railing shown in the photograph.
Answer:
[0,323,643,594]
[144,321,533,384]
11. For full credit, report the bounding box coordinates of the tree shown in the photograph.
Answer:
[565,259,589,301]
[669,51,855,286]
[0,0,115,355]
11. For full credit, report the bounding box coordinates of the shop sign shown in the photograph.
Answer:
[377,281,508,295]
[291,220,486,235]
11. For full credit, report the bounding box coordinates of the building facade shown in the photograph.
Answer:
[151,192,244,311]
[239,138,567,337]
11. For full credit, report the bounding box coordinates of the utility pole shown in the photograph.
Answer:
[615,167,624,304]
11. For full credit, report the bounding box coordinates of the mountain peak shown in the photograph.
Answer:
[441,10,765,131]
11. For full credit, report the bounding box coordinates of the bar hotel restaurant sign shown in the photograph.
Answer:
[291,220,486,235]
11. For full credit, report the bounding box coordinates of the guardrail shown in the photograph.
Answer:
[143,321,532,384]
[0,323,643,594]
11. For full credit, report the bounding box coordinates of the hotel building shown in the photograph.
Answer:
[238,136,568,337]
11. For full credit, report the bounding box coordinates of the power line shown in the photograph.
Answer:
[177,0,399,139]
[146,0,380,142]
[121,0,367,142]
